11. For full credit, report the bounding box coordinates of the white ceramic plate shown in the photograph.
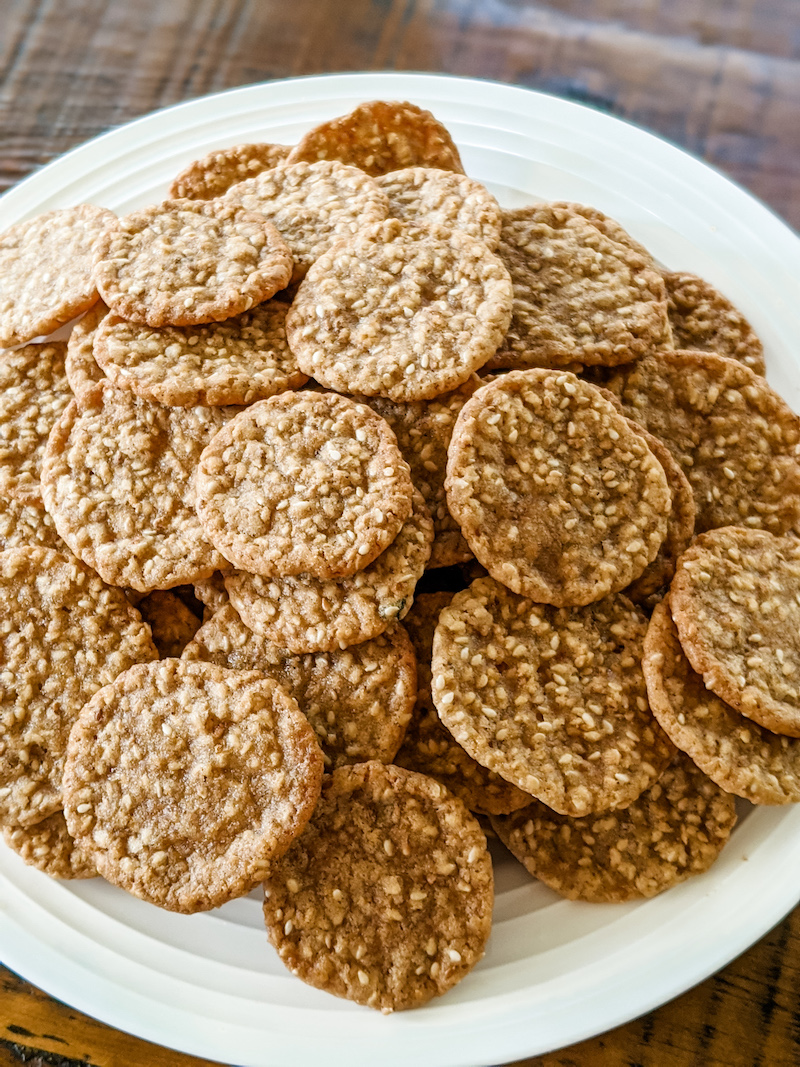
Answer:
[2,72,800,1067]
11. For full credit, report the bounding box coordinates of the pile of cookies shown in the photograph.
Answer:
[0,97,799,1015]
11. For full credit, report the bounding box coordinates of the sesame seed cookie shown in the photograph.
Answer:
[445,371,670,606]
[93,198,293,327]
[64,658,324,913]
[670,528,800,737]
[193,572,230,618]
[169,143,292,200]
[65,300,108,395]
[431,578,675,816]
[604,350,800,535]
[92,301,307,407]
[223,160,389,282]
[261,761,492,1013]
[3,812,96,880]
[285,219,513,402]
[224,489,433,653]
[664,271,765,375]
[287,100,465,177]
[490,753,736,902]
[0,547,157,828]
[624,419,695,602]
[375,168,502,249]
[0,205,115,348]
[196,391,413,579]
[487,203,670,370]
[0,342,72,507]
[554,202,656,264]
[394,592,532,815]
[0,496,65,554]
[41,381,232,592]
[357,376,482,569]
[643,598,800,803]
[183,604,416,769]
[137,590,202,658]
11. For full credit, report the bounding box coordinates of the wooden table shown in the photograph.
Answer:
[2,2,800,1065]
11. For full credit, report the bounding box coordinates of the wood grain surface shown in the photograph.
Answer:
[1,1,800,1065]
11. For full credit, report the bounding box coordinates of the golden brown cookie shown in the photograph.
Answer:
[664,271,765,375]
[624,420,695,602]
[41,381,232,591]
[490,754,736,902]
[287,100,465,176]
[0,205,114,348]
[64,659,324,913]
[0,496,66,554]
[0,342,71,507]
[3,812,96,880]
[224,489,433,653]
[670,527,800,737]
[643,598,800,803]
[375,167,502,249]
[223,160,389,283]
[196,391,414,579]
[169,143,292,199]
[488,203,670,369]
[93,198,293,326]
[183,604,416,769]
[0,547,157,828]
[432,578,675,816]
[394,592,532,814]
[261,762,492,1013]
[357,377,481,568]
[605,350,800,535]
[285,219,513,402]
[446,371,670,606]
[65,300,108,395]
[92,302,307,407]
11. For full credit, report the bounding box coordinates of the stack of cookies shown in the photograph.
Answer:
[0,97,799,1014]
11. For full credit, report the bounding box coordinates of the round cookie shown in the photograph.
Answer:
[224,489,433,653]
[0,547,158,828]
[445,370,670,606]
[0,205,115,348]
[64,659,324,913]
[394,592,532,815]
[65,300,108,395]
[624,419,695,602]
[92,302,307,407]
[490,754,736,902]
[670,527,800,737]
[0,342,71,507]
[41,380,232,592]
[358,377,481,569]
[643,598,800,804]
[286,100,465,176]
[93,198,293,327]
[0,496,66,554]
[169,143,292,200]
[261,762,492,1013]
[285,218,513,402]
[375,168,502,249]
[196,391,413,580]
[604,350,800,535]
[3,812,96,880]
[137,590,202,658]
[664,271,765,375]
[431,578,675,816]
[487,203,671,370]
[183,605,416,769]
[222,160,389,282]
